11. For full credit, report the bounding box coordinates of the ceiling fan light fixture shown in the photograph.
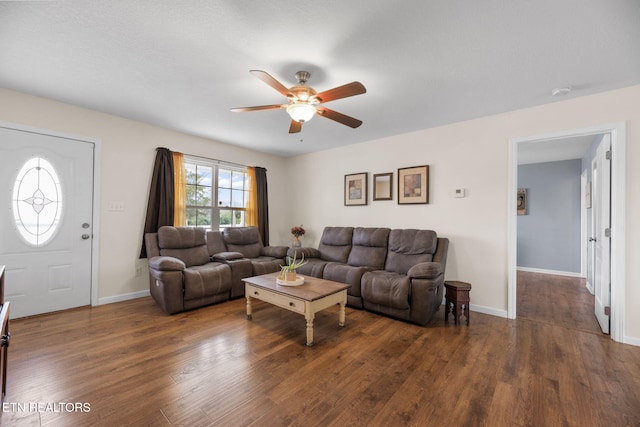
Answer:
[286,102,316,123]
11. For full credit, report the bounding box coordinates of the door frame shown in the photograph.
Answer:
[507,122,626,343]
[0,120,101,308]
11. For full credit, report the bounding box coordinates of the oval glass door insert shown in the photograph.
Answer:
[12,157,63,246]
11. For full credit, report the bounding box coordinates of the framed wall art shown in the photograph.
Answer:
[398,165,429,204]
[344,172,368,206]
[517,188,527,215]
[373,172,393,201]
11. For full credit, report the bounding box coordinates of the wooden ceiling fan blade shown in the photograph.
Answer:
[231,104,283,112]
[317,107,363,128]
[314,81,366,103]
[289,120,302,133]
[250,70,293,98]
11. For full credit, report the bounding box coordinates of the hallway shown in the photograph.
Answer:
[517,270,603,335]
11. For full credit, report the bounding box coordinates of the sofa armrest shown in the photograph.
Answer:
[149,256,186,271]
[407,262,443,280]
[261,245,289,258]
[212,251,245,262]
[287,247,321,259]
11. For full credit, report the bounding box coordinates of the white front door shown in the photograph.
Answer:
[0,124,94,318]
[592,134,611,334]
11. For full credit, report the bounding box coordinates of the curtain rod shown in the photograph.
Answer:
[180,152,248,169]
[156,147,258,170]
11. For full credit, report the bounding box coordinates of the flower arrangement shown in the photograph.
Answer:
[291,225,306,237]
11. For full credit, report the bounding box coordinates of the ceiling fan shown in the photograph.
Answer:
[231,70,366,133]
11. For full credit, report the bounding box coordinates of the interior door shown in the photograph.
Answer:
[592,134,611,334]
[0,124,94,318]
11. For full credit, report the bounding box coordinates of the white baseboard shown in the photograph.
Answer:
[623,335,640,347]
[516,266,583,278]
[586,281,594,295]
[470,303,508,318]
[441,298,508,319]
[98,289,150,306]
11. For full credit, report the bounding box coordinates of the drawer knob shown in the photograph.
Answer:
[289,302,295,307]
[254,291,259,296]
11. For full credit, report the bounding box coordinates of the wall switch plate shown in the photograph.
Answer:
[107,201,125,212]
[454,188,466,198]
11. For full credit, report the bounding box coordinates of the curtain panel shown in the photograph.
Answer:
[245,167,258,227]
[254,167,269,246]
[173,151,186,226]
[139,147,175,258]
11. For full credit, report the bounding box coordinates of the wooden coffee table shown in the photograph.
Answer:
[243,272,350,346]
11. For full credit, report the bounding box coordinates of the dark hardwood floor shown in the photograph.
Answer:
[2,274,639,426]
[517,270,603,334]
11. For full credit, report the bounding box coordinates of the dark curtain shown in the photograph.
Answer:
[254,167,270,246]
[139,148,175,258]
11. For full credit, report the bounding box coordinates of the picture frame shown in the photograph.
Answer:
[398,165,429,204]
[517,188,527,215]
[373,172,393,201]
[344,172,368,206]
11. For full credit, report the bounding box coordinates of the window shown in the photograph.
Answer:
[12,157,63,246]
[184,157,249,230]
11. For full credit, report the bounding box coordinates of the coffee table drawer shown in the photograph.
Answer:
[246,284,306,314]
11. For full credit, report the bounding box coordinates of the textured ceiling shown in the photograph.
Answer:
[1,1,639,157]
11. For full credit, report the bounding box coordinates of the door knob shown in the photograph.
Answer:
[588,237,596,242]
[81,234,91,240]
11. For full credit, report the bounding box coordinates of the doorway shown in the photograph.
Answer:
[0,122,100,318]
[508,122,627,342]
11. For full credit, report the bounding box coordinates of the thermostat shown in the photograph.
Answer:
[454,188,466,198]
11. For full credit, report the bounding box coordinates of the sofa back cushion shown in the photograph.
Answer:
[206,231,228,256]
[223,227,262,259]
[347,227,390,269]
[158,226,210,267]
[385,229,438,275]
[318,227,354,263]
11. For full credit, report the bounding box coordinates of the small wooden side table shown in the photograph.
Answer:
[444,281,472,325]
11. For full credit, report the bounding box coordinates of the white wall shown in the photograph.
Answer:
[1,85,639,344]
[0,88,289,301]
[288,85,640,343]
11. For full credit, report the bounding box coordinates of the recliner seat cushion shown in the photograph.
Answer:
[250,257,283,275]
[361,271,410,310]
[323,262,365,298]
[183,263,231,300]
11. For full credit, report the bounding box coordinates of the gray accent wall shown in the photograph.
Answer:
[517,159,582,273]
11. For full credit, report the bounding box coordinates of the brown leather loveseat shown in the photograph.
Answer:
[146,226,288,313]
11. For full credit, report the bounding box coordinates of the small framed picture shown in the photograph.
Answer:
[344,172,368,206]
[398,165,429,204]
[373,172,393,201]
[517,188,527,215]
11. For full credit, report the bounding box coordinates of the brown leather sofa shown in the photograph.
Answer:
[146,226,288,313]
[288,226,448,325]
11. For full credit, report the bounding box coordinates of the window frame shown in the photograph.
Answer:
[183,156,249,231]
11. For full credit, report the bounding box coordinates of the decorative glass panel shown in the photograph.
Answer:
[12,157,63,246]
